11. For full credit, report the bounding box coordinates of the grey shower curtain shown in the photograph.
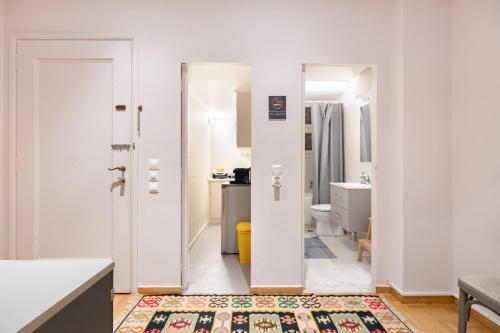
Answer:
[311,103,344,204]
[360,104,372,162]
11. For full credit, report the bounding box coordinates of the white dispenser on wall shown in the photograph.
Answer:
[272,164,282,186]
[272,164,282,201]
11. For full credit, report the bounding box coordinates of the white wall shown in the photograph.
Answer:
[452,0,500,323]
[211,106,251,173]
[0,0,6,260]
[1,0,455,292]
[343,68,372,183]
[187,96,212,244]
[402,0,453,293]
[2,0,402,290]
[375,0,404,290]
[344,102,371,183]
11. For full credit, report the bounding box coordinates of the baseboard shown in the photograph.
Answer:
[376,284,454,304]
[250,286,304,295]
[375,285,392,294]
[137,286,183,295]
[188,221,209,249]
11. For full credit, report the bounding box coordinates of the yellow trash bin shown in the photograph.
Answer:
[236,222,251,264]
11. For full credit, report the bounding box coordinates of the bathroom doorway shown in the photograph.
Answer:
[181,63,252,293]
[302,64,376,292]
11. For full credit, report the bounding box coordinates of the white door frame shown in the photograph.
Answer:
[8,33,140,292]
[300,64,378,292]
[180,63,189,289]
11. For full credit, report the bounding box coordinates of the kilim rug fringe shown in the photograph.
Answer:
[114,294,143,331]
[378,295,419,333]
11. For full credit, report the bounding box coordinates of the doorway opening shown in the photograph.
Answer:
[302,64,376,292]
[181,63,252,293]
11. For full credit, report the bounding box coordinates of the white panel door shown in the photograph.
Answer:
[15,40,133,292]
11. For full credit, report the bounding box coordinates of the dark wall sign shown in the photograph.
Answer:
[305,106,311,124]
[305,133,312,151]
[269,96,287,120]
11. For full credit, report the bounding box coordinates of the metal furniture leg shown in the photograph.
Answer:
[458,288,468,333]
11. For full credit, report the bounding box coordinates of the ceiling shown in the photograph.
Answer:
[304,65,368,101]
[187,63,251,114]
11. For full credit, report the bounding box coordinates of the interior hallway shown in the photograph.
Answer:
[186,224,250,294]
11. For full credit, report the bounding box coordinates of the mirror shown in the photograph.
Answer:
[360,103,372,162]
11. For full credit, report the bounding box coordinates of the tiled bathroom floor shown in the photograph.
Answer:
[186,224,251,294]
[187,224,371,294]
[304,231,372,293]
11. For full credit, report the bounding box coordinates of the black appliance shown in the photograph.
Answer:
[212,173,229,179]
[231,168,251,184]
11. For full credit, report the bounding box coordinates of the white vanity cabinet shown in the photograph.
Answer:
[330,183,371,238]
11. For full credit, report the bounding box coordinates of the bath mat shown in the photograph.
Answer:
[114,295,414,333]
[305,236,336,259]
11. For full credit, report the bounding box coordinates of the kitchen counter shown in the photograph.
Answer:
[0,259,114,332]
[208,178,234,183]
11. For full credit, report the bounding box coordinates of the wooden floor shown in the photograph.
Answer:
[113,293,499,333]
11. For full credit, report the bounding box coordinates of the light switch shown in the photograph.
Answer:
[149,170,159,182]
[148,158,159,170]
[148,181,159,193]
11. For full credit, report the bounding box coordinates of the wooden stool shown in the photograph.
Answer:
[357,217,371,262]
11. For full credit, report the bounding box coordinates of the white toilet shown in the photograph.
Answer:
[310,204,344,236]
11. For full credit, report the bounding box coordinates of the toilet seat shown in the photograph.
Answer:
[311,204,331,212]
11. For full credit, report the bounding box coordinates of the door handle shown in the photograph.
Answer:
[108,166,126,172]
[108,166,126,185]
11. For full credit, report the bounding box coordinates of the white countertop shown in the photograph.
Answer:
[0,259,114,333]
[330,182,372,190]
[208,178,234,183]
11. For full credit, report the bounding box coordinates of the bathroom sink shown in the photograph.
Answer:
[330,182,372,190]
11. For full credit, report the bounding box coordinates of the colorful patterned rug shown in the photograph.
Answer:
[115,295,414,333]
